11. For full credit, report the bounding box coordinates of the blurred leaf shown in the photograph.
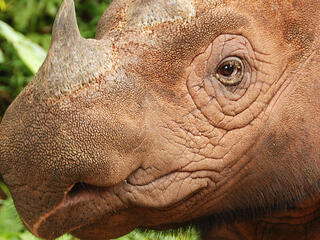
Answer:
[116,228,201,240]
[11,0,36,32]
[27,33,51,51]
[19,232,79,240]
[0,0,6,12]
[0,48,4,63]
[0,20,46,74]
[0,198,24,235]
[0,182,9,196]
[46,0,61,17]
[18,232,40,240]
[56,234,79,240]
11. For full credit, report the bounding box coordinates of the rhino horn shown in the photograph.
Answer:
[33,0,112,100]
[51,0,81,47]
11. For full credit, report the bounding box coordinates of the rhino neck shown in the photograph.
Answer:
[204,195,320,240]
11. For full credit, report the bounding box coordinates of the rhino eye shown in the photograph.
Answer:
[215,56,245,86]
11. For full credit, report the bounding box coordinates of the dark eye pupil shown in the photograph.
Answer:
[215,57,244,86]
[219,63,236,77]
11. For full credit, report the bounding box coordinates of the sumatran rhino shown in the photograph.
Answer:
[1,0,320,239]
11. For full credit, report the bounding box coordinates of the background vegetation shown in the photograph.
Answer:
[0,0,200,239]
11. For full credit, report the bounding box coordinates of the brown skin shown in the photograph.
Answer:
[1,0,320,239]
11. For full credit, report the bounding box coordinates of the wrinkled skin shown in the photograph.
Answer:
[1,0,320,239]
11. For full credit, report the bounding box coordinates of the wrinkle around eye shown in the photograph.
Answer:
[187,35,261,129]
[186,34,275,130]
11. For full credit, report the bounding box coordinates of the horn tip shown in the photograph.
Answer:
[51,0,80,43]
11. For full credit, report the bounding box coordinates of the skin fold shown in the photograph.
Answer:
[0,0,320,239]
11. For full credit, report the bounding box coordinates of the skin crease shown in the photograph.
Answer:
[0,0,320,239]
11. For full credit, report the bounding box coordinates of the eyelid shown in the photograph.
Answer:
[206,36,254,77]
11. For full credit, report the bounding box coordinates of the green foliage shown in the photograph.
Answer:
[118,228,201,240]
[0,20,47,74]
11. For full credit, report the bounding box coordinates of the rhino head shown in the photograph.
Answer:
[1,0,320,239]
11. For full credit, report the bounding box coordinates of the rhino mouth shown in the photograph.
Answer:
[32,181,123,239]
[67,182,106,201]
[31,170,211,239]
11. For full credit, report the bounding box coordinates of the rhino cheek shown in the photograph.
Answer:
[216,49,320,216]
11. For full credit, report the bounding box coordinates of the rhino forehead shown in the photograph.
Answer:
[125,0,196,27]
